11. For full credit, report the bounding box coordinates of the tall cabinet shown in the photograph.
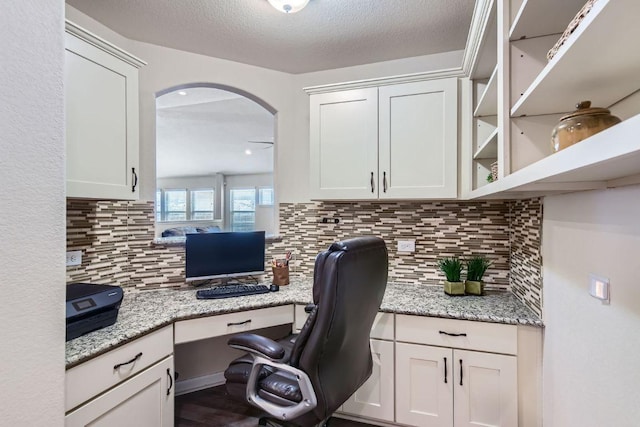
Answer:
[65,20,146,200]
[308,78,459,200]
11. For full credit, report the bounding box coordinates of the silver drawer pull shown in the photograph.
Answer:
[439,331,467,337]
[227,319,251,327]
[113,352,142,370]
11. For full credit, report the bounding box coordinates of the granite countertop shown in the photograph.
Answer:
[65,278,542,369]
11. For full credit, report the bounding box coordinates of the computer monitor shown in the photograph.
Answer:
[185,231,266,283]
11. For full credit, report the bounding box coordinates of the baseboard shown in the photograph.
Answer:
[333,412,397,427]
[175,371,226,396]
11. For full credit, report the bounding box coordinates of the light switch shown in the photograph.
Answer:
[589,274,610,304]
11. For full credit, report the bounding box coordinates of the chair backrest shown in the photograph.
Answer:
[291,236,388,424]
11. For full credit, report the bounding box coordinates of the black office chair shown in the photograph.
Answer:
[224,236,389,427]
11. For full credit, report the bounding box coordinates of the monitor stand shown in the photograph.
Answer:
[220,278,242,287]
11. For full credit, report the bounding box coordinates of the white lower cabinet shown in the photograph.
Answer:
[342,339,395,422]
[396,342,517,427]
[66,356,174,427]
[396,342,453,427]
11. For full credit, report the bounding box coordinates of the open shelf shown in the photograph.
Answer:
[511,0,640,117]
[474,128,498,160]
[509,0,586,40]
[473,66,498,117]
[467,113,640,199]
[469,0,497,80]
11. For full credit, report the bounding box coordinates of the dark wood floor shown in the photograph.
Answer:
[175,385,377,427]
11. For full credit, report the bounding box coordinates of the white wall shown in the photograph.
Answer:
[225,173,276,234]
[1,0,65,425]
[542,185,640,427]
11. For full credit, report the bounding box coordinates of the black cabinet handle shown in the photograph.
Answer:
[131,167,138,192]
[227,319,251,327]
[167,368,173,396]
[459,359,463,386]
[383,171,387,193]
[114,352,142,370]
[370,172,375,193]
[439,331,467,337]
[444,357,447,384]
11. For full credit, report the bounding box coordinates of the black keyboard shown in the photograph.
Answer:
[196,284,271,300]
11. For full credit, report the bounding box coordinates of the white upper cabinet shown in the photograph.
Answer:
[65,21,145,200]
[309,78,458,200]
[309,88,379,200]
[379,79,458,199]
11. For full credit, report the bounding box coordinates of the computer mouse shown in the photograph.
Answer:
[270,284,279,292]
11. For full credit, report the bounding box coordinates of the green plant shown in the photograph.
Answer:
[437,257,463,282]
[486,173,494,183]
[466,256,492,281]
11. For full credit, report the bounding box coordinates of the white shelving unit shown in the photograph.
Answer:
[509,0,588,40]
[464,0,640,200]
[468,113,640,199]
[474,128,498,160]
[511,0,640,116]
[473,67,498,117]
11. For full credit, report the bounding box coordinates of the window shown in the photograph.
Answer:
[164,189,187,221]
[230,188,256,231]
[190,189,214,220]
[156,188,215,222]
[258,187,274,206]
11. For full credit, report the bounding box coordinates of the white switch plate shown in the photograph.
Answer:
[66,250,82,267]
[589,273,610,304]
[397,240,416,253]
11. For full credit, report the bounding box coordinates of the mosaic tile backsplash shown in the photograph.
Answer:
[66,198,543,314]
[508,198,543,317]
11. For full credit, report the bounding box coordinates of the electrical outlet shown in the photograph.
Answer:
[397,240,416,253]
[66,250,82,267]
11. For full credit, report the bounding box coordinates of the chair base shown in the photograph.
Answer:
[258,416,331,427]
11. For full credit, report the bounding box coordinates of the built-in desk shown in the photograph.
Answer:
[65,279,543,426]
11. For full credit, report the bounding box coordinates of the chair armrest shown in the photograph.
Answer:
[228,333,286,361]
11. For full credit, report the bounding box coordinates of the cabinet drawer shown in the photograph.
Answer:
[66,356,174,427]
[294,305,393,340]
[396,315,517,355]
[66,325,173,412]
[174,305,294,344]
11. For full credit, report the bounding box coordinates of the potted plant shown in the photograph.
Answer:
[437,257,465,296]
[465,256,492,295]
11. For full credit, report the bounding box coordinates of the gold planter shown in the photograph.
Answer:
[444,281,465,296]
[465,280,484,296]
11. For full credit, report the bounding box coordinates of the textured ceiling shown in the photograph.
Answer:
[66,0,475,73]
[156,88,274,179]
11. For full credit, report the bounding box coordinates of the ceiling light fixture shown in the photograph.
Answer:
[245,149,252,155]
[267,0,310,14]
[178,91,187,96]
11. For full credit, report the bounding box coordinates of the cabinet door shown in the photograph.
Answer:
[454,350,517,427]
[379,78,458,199]
[396,342,453,427]
[65,32,140,200]
[66,356,174,427]
[342,339,394,422]
[309,88,379,200]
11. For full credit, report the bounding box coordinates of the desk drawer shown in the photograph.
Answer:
[174,305,294,344]
[396,315,517,355]
[65,325,173,412]
[294,305,393,340]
